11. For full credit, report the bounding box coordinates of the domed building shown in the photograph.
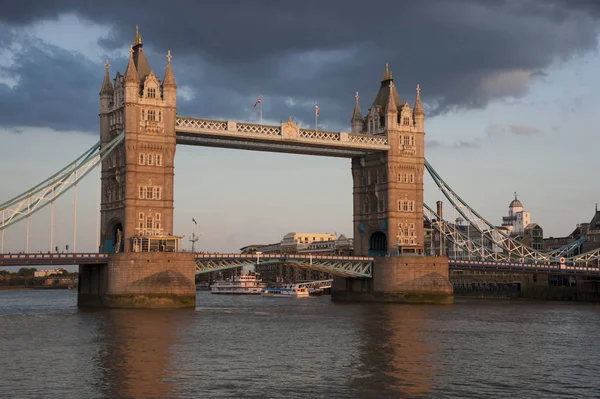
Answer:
[502,193,531,235]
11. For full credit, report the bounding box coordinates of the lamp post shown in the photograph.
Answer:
[189,232,199,253]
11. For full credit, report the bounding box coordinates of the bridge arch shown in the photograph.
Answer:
[103,219,124,253]
[369,231,387,257]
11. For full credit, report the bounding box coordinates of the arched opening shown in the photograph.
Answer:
[113,223,124,253]
[103,220,124,253]
[369,231,387,257]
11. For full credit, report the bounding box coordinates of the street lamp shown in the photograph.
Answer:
[189,232,199,253]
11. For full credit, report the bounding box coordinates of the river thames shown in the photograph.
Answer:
[1,290,599,398]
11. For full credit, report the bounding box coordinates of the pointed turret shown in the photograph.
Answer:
[127,26,153,82]
[414,84,424,115]
[100,59,113,114]
[100,59,114,95]
[124,45,139,84]
[385,82,398,114]
[372,63,401,114]
[351,91,363,133]
[413,84,425,131]
[162,50,177,87]
[162,50,177,108]
[385,81,398,129]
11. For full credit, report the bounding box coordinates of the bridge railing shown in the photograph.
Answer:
[194,253,374,261]
[175,117,388,148]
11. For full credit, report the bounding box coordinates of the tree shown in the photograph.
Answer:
[17,268,37,278]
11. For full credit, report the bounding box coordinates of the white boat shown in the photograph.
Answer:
[210,274,266,295]
[260,285,310,298]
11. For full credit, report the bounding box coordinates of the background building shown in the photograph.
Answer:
[502,194,531,236]
[239,232,353,283]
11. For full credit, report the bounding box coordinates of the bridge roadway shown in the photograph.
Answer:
[1,253,599,277]
[174,117,389,158]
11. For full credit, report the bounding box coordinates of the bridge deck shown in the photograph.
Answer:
[194,253,375,278]
[175,117,389,158]
[450,259,600,275]
[0,253,108,266]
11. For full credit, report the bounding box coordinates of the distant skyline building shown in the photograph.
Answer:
[502,193,531,236]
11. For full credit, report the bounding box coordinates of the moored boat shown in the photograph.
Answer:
[261,285,310,298]
[211,274,266,295]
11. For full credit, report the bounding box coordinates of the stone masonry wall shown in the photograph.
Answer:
[332,256,453,304]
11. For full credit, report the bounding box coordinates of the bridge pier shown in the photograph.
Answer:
[331,256,453,304]
[77,252,196,308]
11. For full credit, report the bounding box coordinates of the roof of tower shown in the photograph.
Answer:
[351,91,362,122]
[589,208,600,229]
[100,59,114,95]
[510,193,523,208]
[162,50,177,87]
[372,63,402,114]
[130,26,152,82]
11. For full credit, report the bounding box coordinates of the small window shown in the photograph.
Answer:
[139,154,145,165]
[148,154,154,166]
[147,188,154,200]
[139,212,144,220]
[155,213,161,221]
[156,154,162,166]
[139,187,145,199]
[409,173,415,183]
[148,88,156,98]
[141,109,145,120]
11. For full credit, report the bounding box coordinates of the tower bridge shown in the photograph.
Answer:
[2,27,600,307]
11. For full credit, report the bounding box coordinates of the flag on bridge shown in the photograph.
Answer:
[315,103,319,116]
[192,218,197,225]
[254,96,262,108]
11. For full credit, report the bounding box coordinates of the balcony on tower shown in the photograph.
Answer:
[132,235,182,253]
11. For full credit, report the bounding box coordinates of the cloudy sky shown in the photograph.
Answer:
[1,0,599,254]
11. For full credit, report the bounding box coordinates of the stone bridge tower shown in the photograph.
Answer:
[351,64,425,257]
[333,64,453,304]
[80,27,195,309]
[99,26,177,253]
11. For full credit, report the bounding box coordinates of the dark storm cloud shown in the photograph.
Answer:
[0,0,599,133]
[0,30,102,133]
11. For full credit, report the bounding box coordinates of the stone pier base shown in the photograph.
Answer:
[331,256,453,304]
[78,252,196,309]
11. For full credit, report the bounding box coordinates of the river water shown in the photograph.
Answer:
[1,290,599,398]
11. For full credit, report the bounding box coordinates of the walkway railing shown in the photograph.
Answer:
[175,117,389,157]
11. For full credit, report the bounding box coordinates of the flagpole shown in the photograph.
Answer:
[315,102,318,133]
[260,94,263,131]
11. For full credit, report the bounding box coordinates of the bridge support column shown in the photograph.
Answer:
[331,256,453,304]
[78,252,196,308]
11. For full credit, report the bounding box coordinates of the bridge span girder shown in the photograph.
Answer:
[194,254,373,278]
